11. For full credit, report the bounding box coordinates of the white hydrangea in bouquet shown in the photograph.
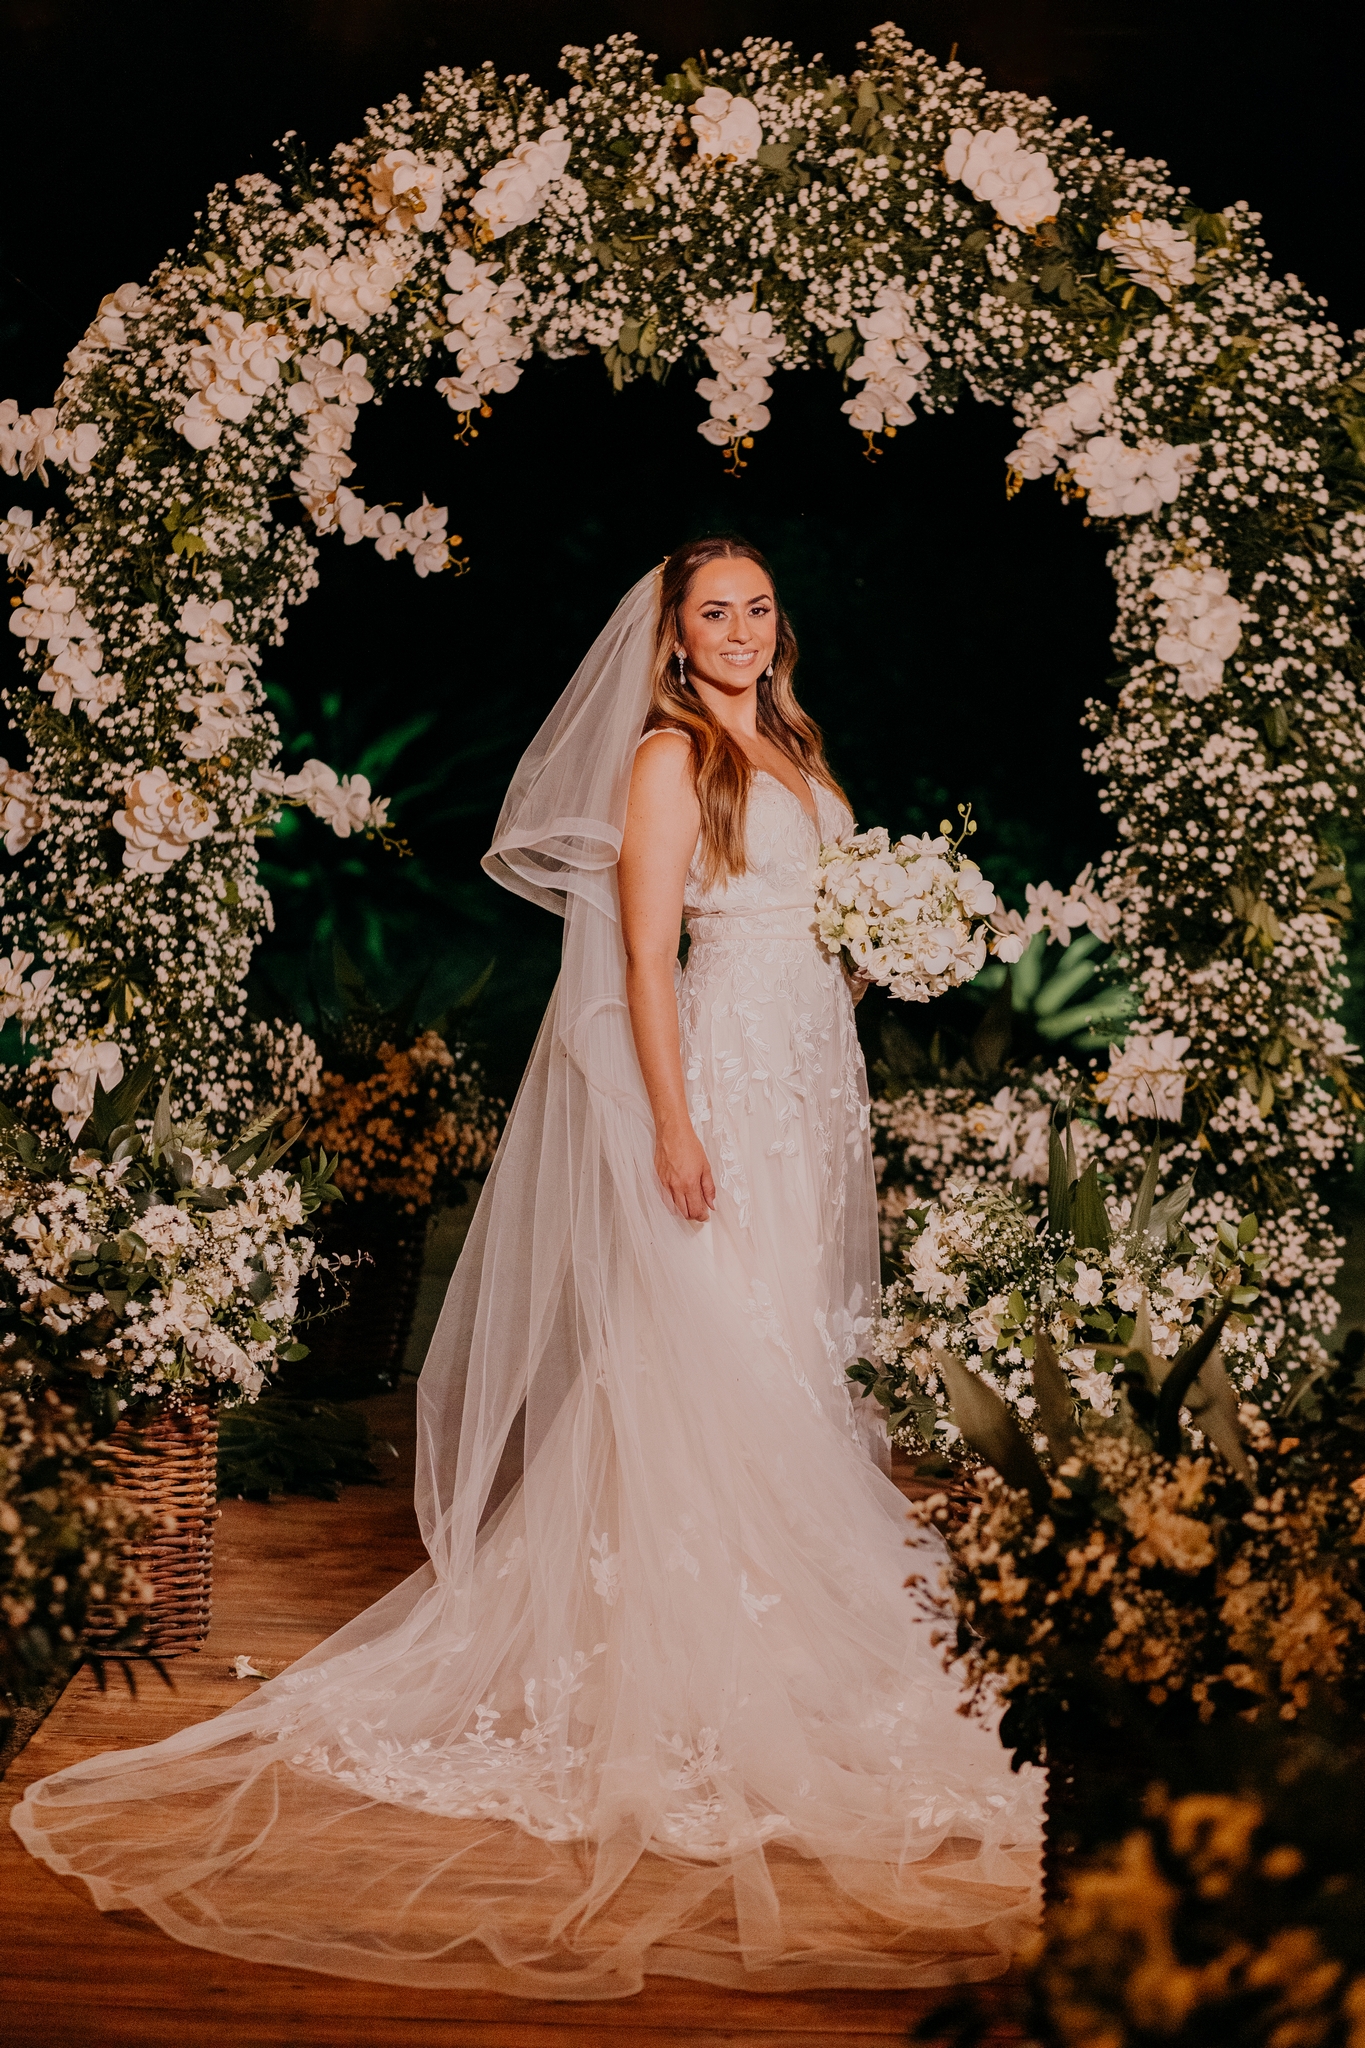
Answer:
[851,1132,1275,1451]
[815,808,1027,1003]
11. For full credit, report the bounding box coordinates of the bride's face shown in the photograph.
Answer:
[676,559,778,694]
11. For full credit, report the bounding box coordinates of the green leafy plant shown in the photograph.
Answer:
[910,1314,1365,1779]
[976,930,1136,1053]
[217,1393,396,1500]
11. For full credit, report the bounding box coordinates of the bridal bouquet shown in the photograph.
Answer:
[814,816,1025,1002]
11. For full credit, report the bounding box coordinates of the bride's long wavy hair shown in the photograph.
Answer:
[644,537,845,886]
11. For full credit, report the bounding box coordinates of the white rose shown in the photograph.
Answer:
[112,767,217,876]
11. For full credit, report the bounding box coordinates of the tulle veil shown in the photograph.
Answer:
[419,564,676,1588]
[11,566,1041,1996]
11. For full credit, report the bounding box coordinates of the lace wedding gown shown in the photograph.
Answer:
[13,577,1040,1998]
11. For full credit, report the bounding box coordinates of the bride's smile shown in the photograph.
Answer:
[674,563,777,693]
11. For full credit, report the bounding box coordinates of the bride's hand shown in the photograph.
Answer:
[654,1118,716,1221]
[842,958,871,1006]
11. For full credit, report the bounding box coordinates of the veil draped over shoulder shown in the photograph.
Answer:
[417,565,668,1590]
[11,568,1041,1997]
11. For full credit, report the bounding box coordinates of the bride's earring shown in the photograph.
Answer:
[764,661,774,679]
[676,651,687,685]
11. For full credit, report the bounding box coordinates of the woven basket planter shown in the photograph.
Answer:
[86,1400,220,1658]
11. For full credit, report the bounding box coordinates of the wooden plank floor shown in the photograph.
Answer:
[2,1384,1029,2048]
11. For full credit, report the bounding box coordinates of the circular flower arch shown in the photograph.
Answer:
[2,23,1363,1377]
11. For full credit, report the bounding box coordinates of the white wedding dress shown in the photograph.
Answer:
[13,574,1039,1997]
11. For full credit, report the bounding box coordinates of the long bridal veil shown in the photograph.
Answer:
[12,568,1040,1996]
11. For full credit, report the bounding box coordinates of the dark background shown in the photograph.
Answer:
[2,0,1359,1098]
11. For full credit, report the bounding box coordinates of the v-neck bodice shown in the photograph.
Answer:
[682,762,850,944]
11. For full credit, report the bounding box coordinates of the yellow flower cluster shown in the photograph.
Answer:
[308,1030,500,1214]
[924,1425,1365,1731]
[1217,1470,1365,1718]
[1034,1792,1365,2048]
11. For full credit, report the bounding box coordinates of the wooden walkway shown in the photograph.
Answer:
[2,1384,1028,2047]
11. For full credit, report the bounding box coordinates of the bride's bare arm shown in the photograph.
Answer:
[618,734,715,1221]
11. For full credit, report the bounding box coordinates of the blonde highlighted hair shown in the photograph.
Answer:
[644,537,845,886]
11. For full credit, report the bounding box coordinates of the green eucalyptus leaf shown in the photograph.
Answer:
[77,1060,157,1152]
[1129,1136,1162,1243]
[150,1082,175,1161]
[1155,1301,1234,1458]
[825,328,857,372]
[1180,1339,1253,1482]
[1146,1178,1195,1247]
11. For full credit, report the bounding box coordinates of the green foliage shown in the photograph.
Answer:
[216,1393,396,1500]
[933,1351,1051,1511]
[975,930,1137,1051]
[250,670,533,1086]
[868,936,1135,1114]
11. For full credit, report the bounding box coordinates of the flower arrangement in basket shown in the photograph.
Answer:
[1,1379,149,1738]
[283,953,502,1400]
[0,1062,338,1413]
[0,1060,340,1651]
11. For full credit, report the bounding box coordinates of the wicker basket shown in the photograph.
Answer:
[86,1400,220,1658]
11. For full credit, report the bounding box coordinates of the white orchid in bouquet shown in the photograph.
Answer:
[852,1123,1274,1452]
[0,1062,341,1422]
[814,808,1021,1003]
[814,806,1120,1002]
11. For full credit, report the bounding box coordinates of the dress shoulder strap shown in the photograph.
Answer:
[635,725,690,750]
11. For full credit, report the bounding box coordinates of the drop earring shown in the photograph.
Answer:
[764,660,774,678]
[676,651,687,685]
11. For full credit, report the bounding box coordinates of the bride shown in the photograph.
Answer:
[12,539,1040,1997]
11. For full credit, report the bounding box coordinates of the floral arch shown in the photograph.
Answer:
[1,23,1363,1379]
